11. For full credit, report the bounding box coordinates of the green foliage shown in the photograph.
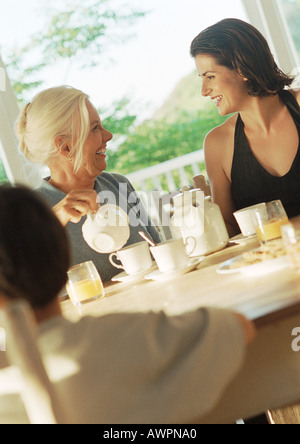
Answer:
[107,108,228,175]
[32,0,146,65]
[4,53,45,103]
[101,97,138,144]
[0,159,8,183]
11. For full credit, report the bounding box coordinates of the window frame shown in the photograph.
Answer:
[242,0,300,73]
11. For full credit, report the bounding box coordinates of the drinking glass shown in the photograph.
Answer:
[281,223,300,272]
[66,261,105,306]
[252,200,289,244]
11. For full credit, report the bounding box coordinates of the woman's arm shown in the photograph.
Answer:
[204,128,239,238]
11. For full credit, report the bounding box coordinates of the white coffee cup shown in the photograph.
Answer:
[150,238,192,273]
[233,203,266,236]
[109,241,153,275]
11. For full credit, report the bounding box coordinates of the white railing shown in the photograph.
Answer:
[126,150,206,193]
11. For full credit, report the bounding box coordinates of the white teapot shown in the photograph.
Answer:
[171,189,229,256]
[82,204,130,254]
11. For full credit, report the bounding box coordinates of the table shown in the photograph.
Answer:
[61,221,300,423]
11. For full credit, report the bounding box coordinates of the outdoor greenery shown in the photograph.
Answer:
[0,162,7,183]
[106,105,229,190]
[104,70,228,188]
[107,108,227,174]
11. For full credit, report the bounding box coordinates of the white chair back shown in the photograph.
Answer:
[2,301,66,424]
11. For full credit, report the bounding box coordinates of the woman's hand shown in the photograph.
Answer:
[53,189,99,226]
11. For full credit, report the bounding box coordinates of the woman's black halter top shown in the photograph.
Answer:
[231,90,300,218]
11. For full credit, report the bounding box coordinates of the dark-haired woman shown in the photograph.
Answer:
[190,18,300,237]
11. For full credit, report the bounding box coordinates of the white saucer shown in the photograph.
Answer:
[144,258,203,281]
[217,252,289,276]
[111,264,157,283]
[228,233,257,245]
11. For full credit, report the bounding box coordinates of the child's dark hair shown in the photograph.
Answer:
[0,184,70,308]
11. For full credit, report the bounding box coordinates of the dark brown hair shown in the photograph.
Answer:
[0,184,70,308]
[190,18,294,96]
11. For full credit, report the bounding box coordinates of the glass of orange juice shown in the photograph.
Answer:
[66,261,105,306]
[253,200,289,244]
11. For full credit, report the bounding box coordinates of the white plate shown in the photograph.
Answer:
[217,253,289,276]
[111,264,157,283]
[228,233,257,245]
[144,258,203,281]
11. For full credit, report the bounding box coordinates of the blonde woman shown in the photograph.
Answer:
[16,86,160,282]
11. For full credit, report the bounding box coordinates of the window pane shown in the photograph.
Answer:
[278,0,300,57]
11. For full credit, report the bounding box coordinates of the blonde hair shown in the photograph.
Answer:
[15,85,90,173]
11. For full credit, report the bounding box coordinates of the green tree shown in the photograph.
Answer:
[100,97,138,148]
[107,108,228,189]
[0,161,7,183]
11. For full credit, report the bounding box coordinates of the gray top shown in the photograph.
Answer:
[36,172,161,282]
